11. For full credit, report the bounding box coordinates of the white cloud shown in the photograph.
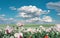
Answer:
[57,13,60,16]
[9,6,17,10]
[1,14,5,16]
[30,17,41,21]
[18,5,49,15]
[0,14,15,23]
[42,16,53,22]
[26,17,42,22]
[18,5,41,13]
[0,14,5,17]
[25,16,53,23]
[17,5,49,18]
[0,17,8,21]
[0,14,6,20]
[19,12,32,18]
[47,2,60,13]
[16,5,52,23]
[8,18,14,20]
[0,17,17,24]
[0,14,16,24]
[0,16,15,21]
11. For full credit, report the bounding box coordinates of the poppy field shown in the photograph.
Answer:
[0,24,60,38]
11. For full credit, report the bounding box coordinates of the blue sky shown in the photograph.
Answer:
[0,0,60,24]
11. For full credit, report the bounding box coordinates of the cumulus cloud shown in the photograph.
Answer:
[47,2,60,13]
[17,5,49,18]
[19,12,32,18]
[9,6,17,10]
[18,5,49,14]
[16,5,52,23]
[25,16,53,23]
[25,17,42,22]
[46,2,60,23]
[42,16,53,22]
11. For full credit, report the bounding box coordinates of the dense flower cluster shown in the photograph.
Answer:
[0,24,60,38]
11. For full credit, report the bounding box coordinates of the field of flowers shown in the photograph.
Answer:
[0,24,60,38]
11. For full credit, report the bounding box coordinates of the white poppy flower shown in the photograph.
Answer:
[14,32,23,38]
